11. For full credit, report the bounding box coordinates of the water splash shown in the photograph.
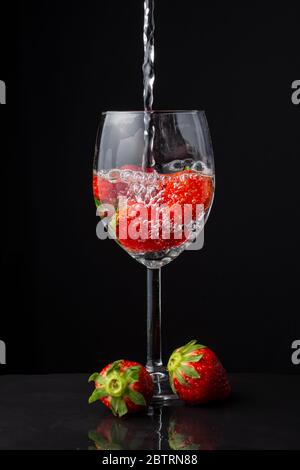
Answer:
[142,0,155,168]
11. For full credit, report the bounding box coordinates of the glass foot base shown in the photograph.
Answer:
[147,366,178,404]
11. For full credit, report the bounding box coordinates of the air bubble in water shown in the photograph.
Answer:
[184,158,194,168]
[191,161,204,172]
[108,169,120,182]
[166,160,184,172]
[122,170,133,182]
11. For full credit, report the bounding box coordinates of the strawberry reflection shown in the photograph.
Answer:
[89,405,224,451]
[168,407,223,451]
[88,412,160,450]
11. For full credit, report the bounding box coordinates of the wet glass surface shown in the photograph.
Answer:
[0,374,299,450]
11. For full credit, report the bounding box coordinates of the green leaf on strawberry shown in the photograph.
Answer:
[88,387,107,404]
[167,340,205,391]
[110,397,128,418]
[167,340,231,404]
[124,366,141,383]
[172,371,185,392]
[94,197,101,208]
[180,364,201,379]
[88,372,99,383]
[127,389,146,406]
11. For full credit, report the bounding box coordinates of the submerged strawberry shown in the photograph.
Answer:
[88,360,154,417]
[93,166,147,209]
[93,174,101,205]
[167,340,231,404]
[93,174,117,206]
[116,200,187,253]
[163,170,214,216]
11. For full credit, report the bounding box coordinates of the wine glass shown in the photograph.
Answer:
[93,110,215,402]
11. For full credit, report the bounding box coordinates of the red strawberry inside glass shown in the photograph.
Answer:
[93,165,214,266]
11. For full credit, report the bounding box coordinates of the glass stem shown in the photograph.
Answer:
[146,268,162,372]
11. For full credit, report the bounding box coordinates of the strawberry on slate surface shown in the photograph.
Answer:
[167,340,231,404]
[88,360,154,417]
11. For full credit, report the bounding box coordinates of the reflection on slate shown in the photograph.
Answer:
[0,374,300,450]
[168,406,224,450]
[88,410,162,451]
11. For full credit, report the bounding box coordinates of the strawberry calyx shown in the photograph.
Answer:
[88,430,124,451]
[167,340,206,393]
[88,360,146,418]
[168,419,200,450]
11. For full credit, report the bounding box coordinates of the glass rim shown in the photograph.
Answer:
[102,109,204,115]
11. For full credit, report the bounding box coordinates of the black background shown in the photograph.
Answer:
[1,1,300,374]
